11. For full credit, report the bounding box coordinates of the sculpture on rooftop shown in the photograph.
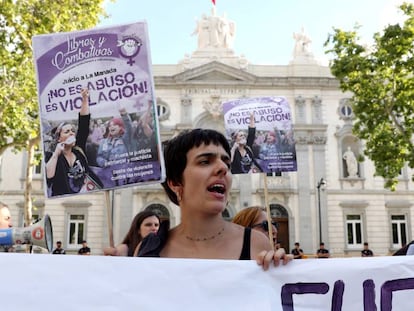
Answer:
[192,9,235,49]
[293,27,312,56]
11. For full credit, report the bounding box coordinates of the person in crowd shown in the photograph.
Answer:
[45,88,103,196]
[407,243,414,256]
[232,206,278,248]
[259,130,280,160]
[96,105,134,186]
[104,211,160,257]
[361,242,374,257]
[0,202,13,252]
[230,113,262,174]
[0,202,12,229]
[393,240,414,256]
[131,100,157,152]
[78,240,91,255]
[292,242,304,259]
[52,241,66,254]
[137,128,292,270]
[316,242,330,258]
[86,118,105,166]
[96,108,133,167]
[280,129,296,153]
[274,240,282,250]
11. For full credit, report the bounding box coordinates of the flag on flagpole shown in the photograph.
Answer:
[212,0,216,5]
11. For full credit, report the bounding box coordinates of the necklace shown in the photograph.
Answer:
[185,227,225,242]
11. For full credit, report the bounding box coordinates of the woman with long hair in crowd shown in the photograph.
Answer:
[232,205,278,249]
[104,210,160,257]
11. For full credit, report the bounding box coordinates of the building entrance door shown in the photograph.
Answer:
[270,204,289,253]
[274,217,289,253]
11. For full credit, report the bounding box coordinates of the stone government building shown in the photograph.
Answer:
[1,8,413,256]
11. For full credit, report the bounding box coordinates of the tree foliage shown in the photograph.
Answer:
[1,0,110,229]
[325,3,414,189]
[0,0,109,155]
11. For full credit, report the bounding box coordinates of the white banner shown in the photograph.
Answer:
[2,254,413,310]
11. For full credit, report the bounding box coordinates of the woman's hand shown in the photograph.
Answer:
[81,88,89,100]
[256,248,293,271]
[103,244,128,256]
[103,246,119,256]
[231,142,239,150]
[54,142,65,156]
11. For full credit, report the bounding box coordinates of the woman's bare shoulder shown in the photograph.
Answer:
[250,230,272,252]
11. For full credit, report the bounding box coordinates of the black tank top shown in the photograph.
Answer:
[138,225,252,259]
[239,227,251,260]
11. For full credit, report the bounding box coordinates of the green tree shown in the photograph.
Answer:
[0,0,110,229]
[325,2,414,190]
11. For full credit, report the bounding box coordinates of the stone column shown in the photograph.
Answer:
[181,95,192,124]
[295,96,306,124]
[311,96,322,124]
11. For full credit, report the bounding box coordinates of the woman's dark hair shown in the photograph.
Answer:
[161,128,231,205]
[122,210,160,257]
[48,122,76,152]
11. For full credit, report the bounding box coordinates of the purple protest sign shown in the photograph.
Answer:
[33,22,165,198]
[223,96,297,175]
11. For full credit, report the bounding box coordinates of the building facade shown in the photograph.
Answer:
[1,9,413,256]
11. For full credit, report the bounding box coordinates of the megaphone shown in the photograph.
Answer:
[0,214,53,252]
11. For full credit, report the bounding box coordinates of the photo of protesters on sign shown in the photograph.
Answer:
[32,22,165,198]
[223,97,297,175]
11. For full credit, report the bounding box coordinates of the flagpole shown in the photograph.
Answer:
[105,190,115,248]
[263,174,274,250]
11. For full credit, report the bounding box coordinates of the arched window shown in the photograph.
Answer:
[269,204,290,252]
[155,98,170,121]
[222,208,231,221]
[270,204,288,218]
[145,204,170,222]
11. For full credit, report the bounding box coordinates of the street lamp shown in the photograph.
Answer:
[317,178,327,244]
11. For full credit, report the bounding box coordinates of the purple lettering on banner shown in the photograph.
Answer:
[381,278,414,311]
[331,280,344,311]
[281,282,329,311]
[363,279,377,311]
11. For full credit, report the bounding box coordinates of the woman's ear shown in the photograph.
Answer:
[167,179,183,202]
[167,179,181,193]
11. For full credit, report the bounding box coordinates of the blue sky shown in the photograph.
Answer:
[99,0,410,65]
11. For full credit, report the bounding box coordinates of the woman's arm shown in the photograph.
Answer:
[120,108,133,150]
[76,89,91,151]
[249,112,255,128]
[79,88,90,116]
[230,141,238,162]
[96,139,108,167]
[247,113,256,148]
[45,145,63,178]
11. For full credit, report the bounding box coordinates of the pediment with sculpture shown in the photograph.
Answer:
[173,61,256,84]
